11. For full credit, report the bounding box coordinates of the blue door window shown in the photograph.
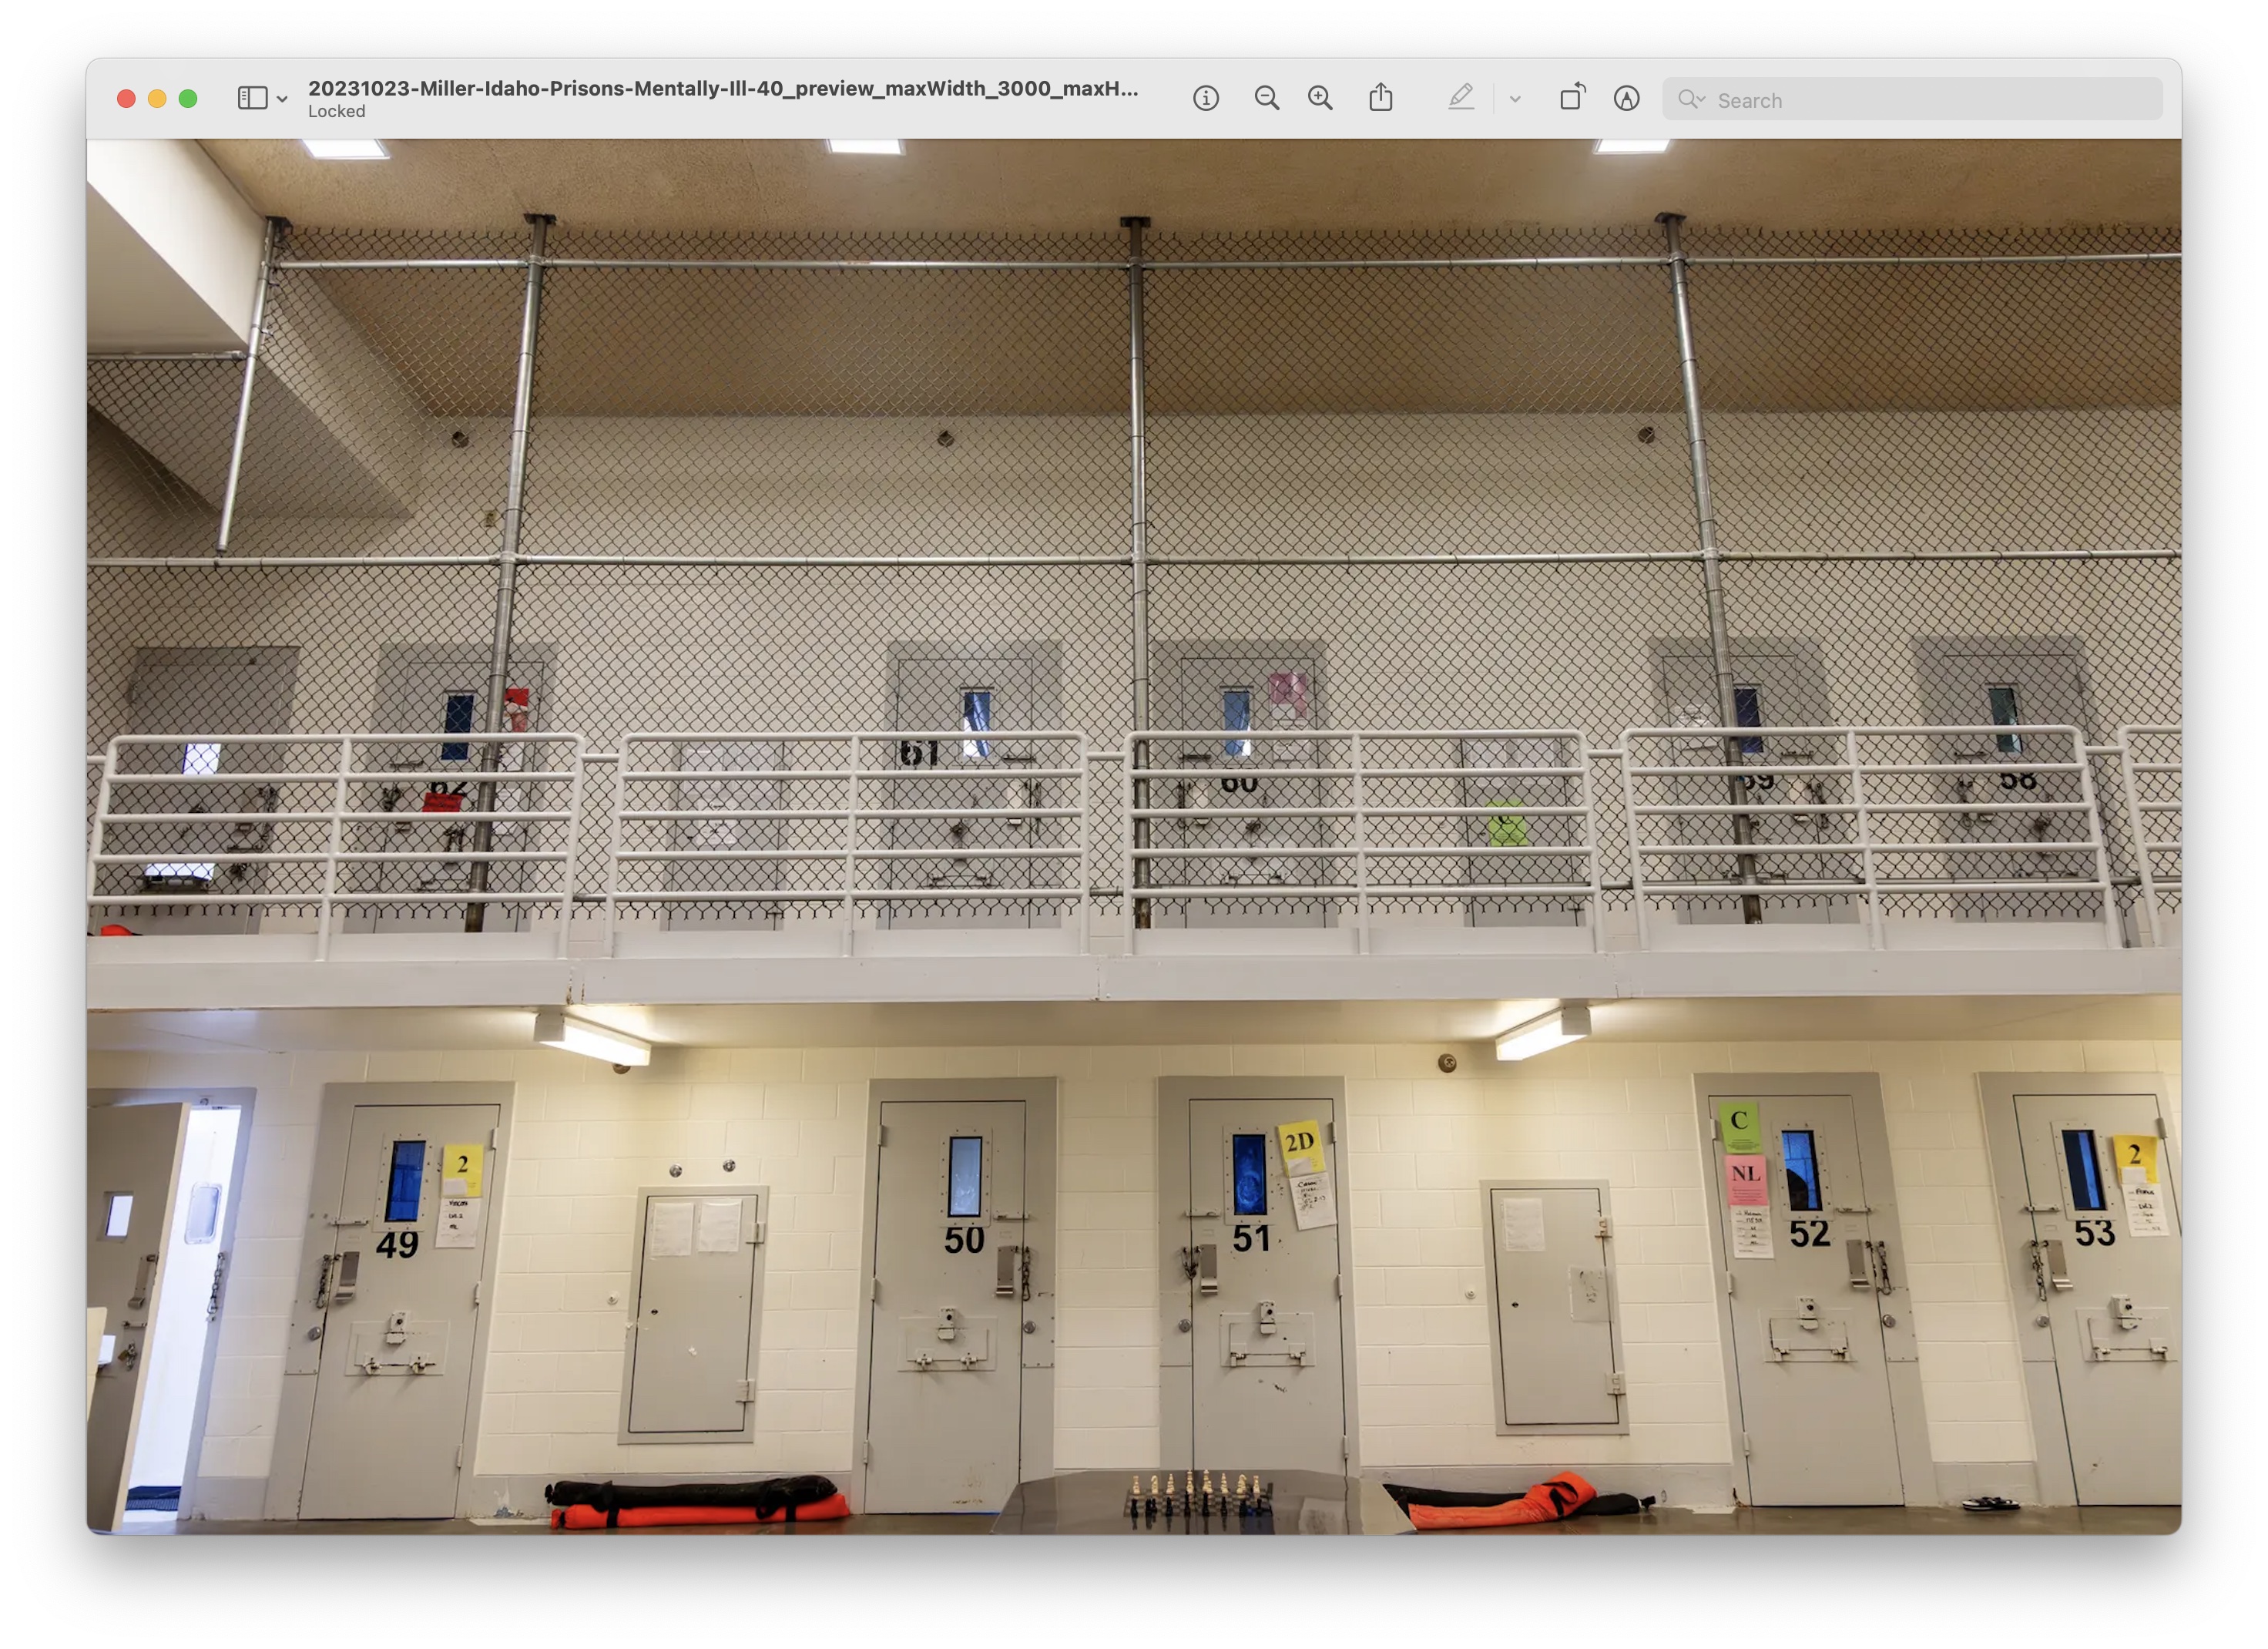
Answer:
[441,691,476,762]
[1988,684,2024,756]
[961,690,993,760]
[1733,684,1765,757]
[948,1136,985,1217]
[1781,1129,1823,1211]
[2062,1128,2106,1211]
[1223,689,1253,758]
[385,1140,427,1224]
[1232,1133,1269,1215]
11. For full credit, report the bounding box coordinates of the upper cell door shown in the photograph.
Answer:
[1703,1086,1914,1506]
[296,1097,500,1519]
[887,648,1052,929]
[107,647,300,933]
[86,1099,190,1530]
[864,1099,1028,1512]
[1916,637,2096,924]
[1651,638,1852,926]
[1156,647,1328,929]
[1991,1082,2180,1505]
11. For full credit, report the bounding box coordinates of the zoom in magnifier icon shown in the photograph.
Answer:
[1307,86,1331,109]
[1678,88,1703,109]
[1256,85,1280,110]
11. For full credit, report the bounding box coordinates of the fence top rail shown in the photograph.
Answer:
[260,250,2178,273]
[1623,722,2085,741]
[1137,727,1587,742]
[105,730,582,748]
[2119,724,2183,737]
[622,728,1090,748]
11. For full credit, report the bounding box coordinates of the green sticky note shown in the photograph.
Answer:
[1487,801,1528,848]
[1717,1100,1763,1154]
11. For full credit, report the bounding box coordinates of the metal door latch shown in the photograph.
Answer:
[1796,1295,1820,1327]
[384,1310,410,1346]
[1256,1300,1278,1337]
[2112,1294,2142,1332]
[935,1307,961,1342]
[911,1350,935,1369]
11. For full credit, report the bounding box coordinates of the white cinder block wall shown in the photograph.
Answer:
[87,1031,2179,1506]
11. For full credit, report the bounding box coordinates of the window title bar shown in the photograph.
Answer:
[89,58,2179,141]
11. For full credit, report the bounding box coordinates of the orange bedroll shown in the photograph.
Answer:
[1405,1472,1597,1530]
[552,1493,851,1530]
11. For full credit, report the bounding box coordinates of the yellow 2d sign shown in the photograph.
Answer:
[1277,1120,1326,1177]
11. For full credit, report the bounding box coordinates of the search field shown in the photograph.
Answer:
[1664,76,2163,122]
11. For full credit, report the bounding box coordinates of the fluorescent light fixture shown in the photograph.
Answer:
[533,1007,652,1067]
[1495,1002,1592,1062]
[1595,139,1672,155]
[303,138,390,160]
[826,138,903,155]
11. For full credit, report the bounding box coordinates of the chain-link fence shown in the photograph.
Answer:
[85,220,2180,935]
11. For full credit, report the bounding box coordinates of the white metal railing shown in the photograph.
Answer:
[604,731,1093,952]
[1619,724,2119,949]
[1124,729,1601,952]
[88,733,586,957]
[87,722,2181,958]
[2115,724,2182,946]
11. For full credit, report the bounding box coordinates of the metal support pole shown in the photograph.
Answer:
[1123,215,1155,931]
[1658,212,1762,922]
[466,213,553,932]
[215,217,283,556]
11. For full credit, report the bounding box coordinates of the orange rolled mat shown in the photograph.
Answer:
[551,1493,851,1530]
[1405,1472,1597,1530]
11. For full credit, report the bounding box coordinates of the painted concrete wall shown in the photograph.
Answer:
[86,1030,2180,1503]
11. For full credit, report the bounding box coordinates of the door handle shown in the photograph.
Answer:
[2038,1238,2072,1291]
[1845,1239,1874,1291]
[127,1251,159,1310]
[996,1242,1021,1298]
[1193,1242,1219,1295]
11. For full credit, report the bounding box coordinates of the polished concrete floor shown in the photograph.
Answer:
[120,1504,2177,1536]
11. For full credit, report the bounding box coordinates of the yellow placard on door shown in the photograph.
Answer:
[441,1142,485,1199]
[1277,1120,1326,1177]
[2110,1134,2159,1186]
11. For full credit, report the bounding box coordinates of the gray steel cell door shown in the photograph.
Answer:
[109,647,300,933]
[1709,1093,1907,1505]
[664,740,786,930]
[298,1101,498,1519]
[887,652,1047,929]
[2013,1093,2180,1503]
[1917,640,2095,923]
[1183,1099,1347,1473]
[1162,651,1329,929]
[625,1191,763,1437]
[864,1100,1027,1511]
[87,1100,189,1531]
[1654,640,1853,926]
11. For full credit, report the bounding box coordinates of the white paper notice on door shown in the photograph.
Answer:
[646,1197,695,1258]
[1730,1204,1773,1261]
[1497,1196,1547,1253]
[696,1198,743,1252]
[2121,1170,2171,1238]
[1288,1171,1338,1231]
[435,1197,483,1250]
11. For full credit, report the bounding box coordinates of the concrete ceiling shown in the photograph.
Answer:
[197,138,2179,237]
[89,995,2179,1056]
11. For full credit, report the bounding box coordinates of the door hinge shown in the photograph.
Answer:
[2156,1117,2169,1139]
[871,1278,881,1305]
[735,1379,756,1403]
[454,1445,463,1471]
[1605,1372,1626,1395]
[471,1280,481,1309]
[1326,1121,1337,1145]
[1708,1116,1719,1141]
[877,1123,888,1146]
[1740,1432,1752,1457]
[1724,1271,1735,1296]
[1595,1217,1612,1240]
[863,1441,872,1465]
[1335,1273,1343,1299]
[489,1126,500,1148]
[1341,1436,1350,1462]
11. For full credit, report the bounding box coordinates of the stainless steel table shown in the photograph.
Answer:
[991,1469,1412,1534]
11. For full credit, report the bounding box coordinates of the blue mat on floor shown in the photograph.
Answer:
[126,1485,179,1511]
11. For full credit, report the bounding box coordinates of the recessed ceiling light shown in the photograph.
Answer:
[1595,139,1671,155]
[302,138,390,160]
[827,138,903,155]
[1496,1002,1592,1062]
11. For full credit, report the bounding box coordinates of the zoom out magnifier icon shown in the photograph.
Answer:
[1256,85,1280,110]
[1308,86,1331,109]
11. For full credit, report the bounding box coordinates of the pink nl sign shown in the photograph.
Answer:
[1725,1155,1770,1207]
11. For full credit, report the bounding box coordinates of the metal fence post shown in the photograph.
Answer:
[213,217,282,559]
[842,734,861,954]
[467,213,553,932]
[1124,215,1154,932]
[1658,212,1762,922]
[317,734,351,959]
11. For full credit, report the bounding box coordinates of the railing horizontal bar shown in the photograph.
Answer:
[621,846,1082,862]
[543,257,1133,271]
[612,888,1082,903]
[620,767,1085,784]
[1640,841,2095,857]
[619,807,1082,823]
[1686,252,2179,266]
[331,851,569,864]
[91,892,560,907]
[522,553,1132,568]
[88,349,251,361]
[89,556,504,568]
[1643,881,2107,894]
[1629,761,2079,779]
[93,852,330,865]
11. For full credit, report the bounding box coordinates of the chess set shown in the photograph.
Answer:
[1125,1470,1275,1528]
